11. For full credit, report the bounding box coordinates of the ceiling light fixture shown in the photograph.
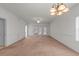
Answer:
[37,20,40,24]
[50,3,69,16]
[33,17,42,24]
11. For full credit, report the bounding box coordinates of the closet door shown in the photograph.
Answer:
[0,19,5,46]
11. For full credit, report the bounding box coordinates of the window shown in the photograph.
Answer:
[25,25,27,37]
[43,27,47,35]
[76,16,79,41]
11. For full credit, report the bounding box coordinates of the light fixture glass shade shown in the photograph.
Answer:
[50,3,69,16]
[50,12,56,15]
[58,4,66,10]
[62,8,69,12]
[50,8,56,12]
[37,20,40,23]
[57,11,63,15]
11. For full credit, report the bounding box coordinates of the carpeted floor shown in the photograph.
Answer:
[0,35,79,56]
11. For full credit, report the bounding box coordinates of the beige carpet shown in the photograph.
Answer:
[0,35,79,56]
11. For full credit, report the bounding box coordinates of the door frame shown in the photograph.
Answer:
[0,18,6,47]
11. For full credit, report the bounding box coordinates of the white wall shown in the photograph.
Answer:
[50,5,79,52]
[0,6,26,46]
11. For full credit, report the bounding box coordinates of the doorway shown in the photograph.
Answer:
[0,18,5,49]
[27,23,49,36]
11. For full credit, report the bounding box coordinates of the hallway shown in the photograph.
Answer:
[0,35,79,56]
